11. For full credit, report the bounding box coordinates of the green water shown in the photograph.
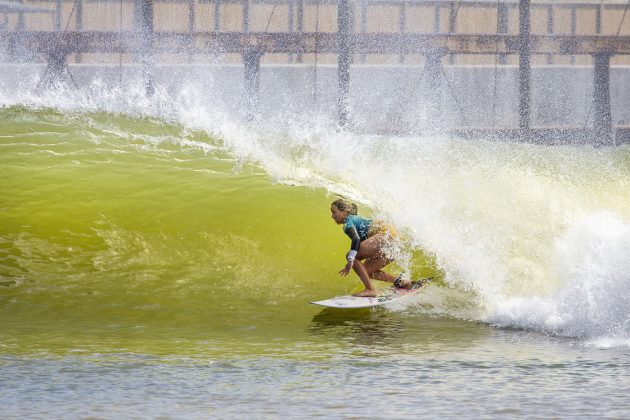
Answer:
[2,107,630,418]
[1,109,323,353]
[0,107,438,355]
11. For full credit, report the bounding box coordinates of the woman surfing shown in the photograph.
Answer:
[331,198,411,297]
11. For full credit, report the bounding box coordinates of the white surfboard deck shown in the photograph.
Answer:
[310,277,433,309]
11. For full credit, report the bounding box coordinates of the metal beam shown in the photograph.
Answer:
[0,1,54,14]
[3,32,630,56]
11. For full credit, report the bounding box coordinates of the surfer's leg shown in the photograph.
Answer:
[371,269,395,282]
[356,234,393,278]
[362,255,393,280]
[346,248,378,296]
[355,234,386,260]
[351,260,378,297]
[351,234,409,293]
[359,234,412,287]
[365,259,409,287]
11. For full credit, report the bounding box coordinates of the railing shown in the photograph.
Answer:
[0,0,54,32]
[2,0,630,64]
[3,30,630,54]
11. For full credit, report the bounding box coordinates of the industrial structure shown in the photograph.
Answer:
[1,0,630,143]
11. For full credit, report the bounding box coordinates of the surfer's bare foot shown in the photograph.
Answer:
[352,289,378,297]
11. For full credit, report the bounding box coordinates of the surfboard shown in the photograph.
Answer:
[310,277,433,309]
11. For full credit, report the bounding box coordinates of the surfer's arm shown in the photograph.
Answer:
[339,226,361,277]
[344,226,361,262]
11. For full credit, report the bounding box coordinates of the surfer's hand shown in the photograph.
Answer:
[339,261,352,276]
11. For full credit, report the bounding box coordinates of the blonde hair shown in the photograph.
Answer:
[331,198,358,215]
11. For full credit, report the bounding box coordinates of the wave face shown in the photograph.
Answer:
[1,73,630,346]
[0,107,356,349]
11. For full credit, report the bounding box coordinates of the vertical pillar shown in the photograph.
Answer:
[448,2,456,65]
[214,0,221,32]
[16,13,26,61]
[518,0,531,139]
[570,5,577,65]
[593,53,613,144]
[188,0,195,62]
[76,0,83,31]
[76,0,83,63]
[360,0,367,63]
[243,50,262,121]
[135,0,155,96]
[399,2,406,64]
[10,14,25,62]
[243,0,250,32]
[337,0,351,128]
[297,0,303,63]
[595,4,602,34]
[546,4,553,64]
[448,2,457,32]
[497,2,508,65]
[424,50,443,131]
[37,49,70,91]
[188,0,195,33]
[55,0,62,31]
[288,0,294,63]
[433,2,440,33]
[17,12,25,31]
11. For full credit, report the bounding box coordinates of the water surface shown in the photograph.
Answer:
[2,107,630,417]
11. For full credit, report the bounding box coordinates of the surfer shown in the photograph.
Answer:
[331,198,411,297]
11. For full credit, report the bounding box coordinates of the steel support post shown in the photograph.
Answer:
[518,0,531,140]
[497,2,509,64]
[337,0,351,128]
[424,50,443,131]
[593,53,613,144]
[243,50,263,121]
[135,0,155,96]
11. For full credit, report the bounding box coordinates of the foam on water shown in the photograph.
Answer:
[489,212,630,339]
[2,73,630,343]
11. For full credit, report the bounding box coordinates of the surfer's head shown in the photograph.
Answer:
[331,199,357,224]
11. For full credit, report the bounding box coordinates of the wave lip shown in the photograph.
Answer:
[487,212,630,343]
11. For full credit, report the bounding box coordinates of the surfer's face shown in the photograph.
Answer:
[331,205,347,224]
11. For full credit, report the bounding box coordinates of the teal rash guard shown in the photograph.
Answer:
[343,215,372,253]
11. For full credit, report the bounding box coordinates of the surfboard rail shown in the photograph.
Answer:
[310,277,433,309]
